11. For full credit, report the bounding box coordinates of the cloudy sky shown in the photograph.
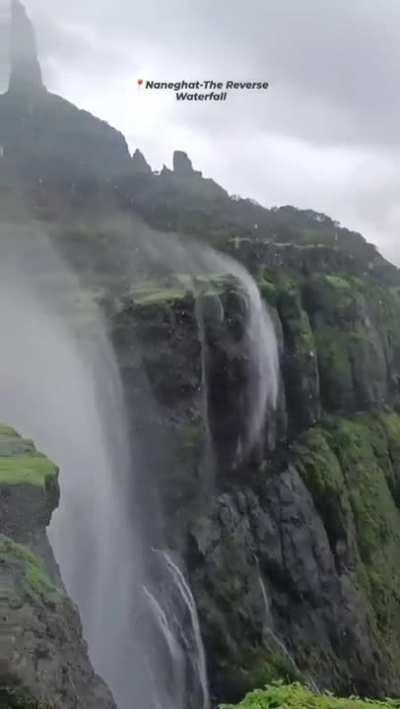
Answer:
[0,0,399,262]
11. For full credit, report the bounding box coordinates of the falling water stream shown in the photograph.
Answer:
[0,222,280,708]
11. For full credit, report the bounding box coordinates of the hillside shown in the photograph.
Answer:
[2,3,400,709]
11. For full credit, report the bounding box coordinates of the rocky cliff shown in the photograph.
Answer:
[109,245,400,705]
[0,424,116,708]
[2,4,400,709]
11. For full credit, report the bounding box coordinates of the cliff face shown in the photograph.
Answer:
[110,242,400,705]
[0,424,116,708]
[3,4,400,708]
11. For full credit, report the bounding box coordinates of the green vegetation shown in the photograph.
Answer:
[133,287,188,305]
[0,454,57,488]
[225,649,303,698]
[0,423,20,436]
[220,683,400,709]
[0,536,57,599]
[294,411,400,660]
[0,425,58,488]
[129,273,230,306]
[323,274,364,291]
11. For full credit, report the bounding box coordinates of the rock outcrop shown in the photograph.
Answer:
[0,424,116,708]
[131,148,152,175]
[9,0,45,95]
[0,1,132,182]
[173,150,202,177]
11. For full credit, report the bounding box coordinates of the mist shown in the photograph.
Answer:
[0,222,172,708]
[0,200,281,708]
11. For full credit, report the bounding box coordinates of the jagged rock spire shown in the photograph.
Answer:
[173,150,202,178]
[131,148,152,175]
[173,150,194,175]
[8,0,45,94]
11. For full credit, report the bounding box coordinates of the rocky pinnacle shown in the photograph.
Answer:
[8,0,45,94]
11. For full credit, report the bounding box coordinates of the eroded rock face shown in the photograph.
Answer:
[0,425,116,708]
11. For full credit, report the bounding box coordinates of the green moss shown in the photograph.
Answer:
[322,274,364,291]
[0,434,36,458]
[0,454,58,489]
[0,424,19,436]
[323,275,352,289]
[0,424,58,489]
[295,412,400,656]
[221,647,303,703]
[220,683,400,709]
[259,279,278,306]
[130,273,231,306]
[242,652,302,690]
[313,329,354,410]
[327,417,400,560]
[294,427,350,544]
[133,288,187,305]
[0,537,57,599]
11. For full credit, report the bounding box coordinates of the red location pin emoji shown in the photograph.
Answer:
[138,79,143,87]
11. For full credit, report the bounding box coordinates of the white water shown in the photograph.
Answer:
[162,552,210,709]
[257,568,320,692]
[0,221,279,708]
[257,570,298,670]
[129,227,280,462]
[143,585,187,709]
[0,227,190,709]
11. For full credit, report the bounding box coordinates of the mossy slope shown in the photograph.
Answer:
[220,683,400,709]
[294,411,400,673]
[0,425,58,489]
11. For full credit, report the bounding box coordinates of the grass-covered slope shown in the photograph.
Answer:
[0,424,58,489]
[293,411,400,672]
[220,683,400,709]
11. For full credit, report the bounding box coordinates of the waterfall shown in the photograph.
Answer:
[143,550,211,709]
[256,559,320,694]
[257,568,299,673]
[257,565,319,693]
[0,221,279,709]
[162,552,210,709]
[142,585,187,709]
[191,247,279,466]
[0,225,198,709]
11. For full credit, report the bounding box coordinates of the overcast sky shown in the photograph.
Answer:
[0,0,399,263]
